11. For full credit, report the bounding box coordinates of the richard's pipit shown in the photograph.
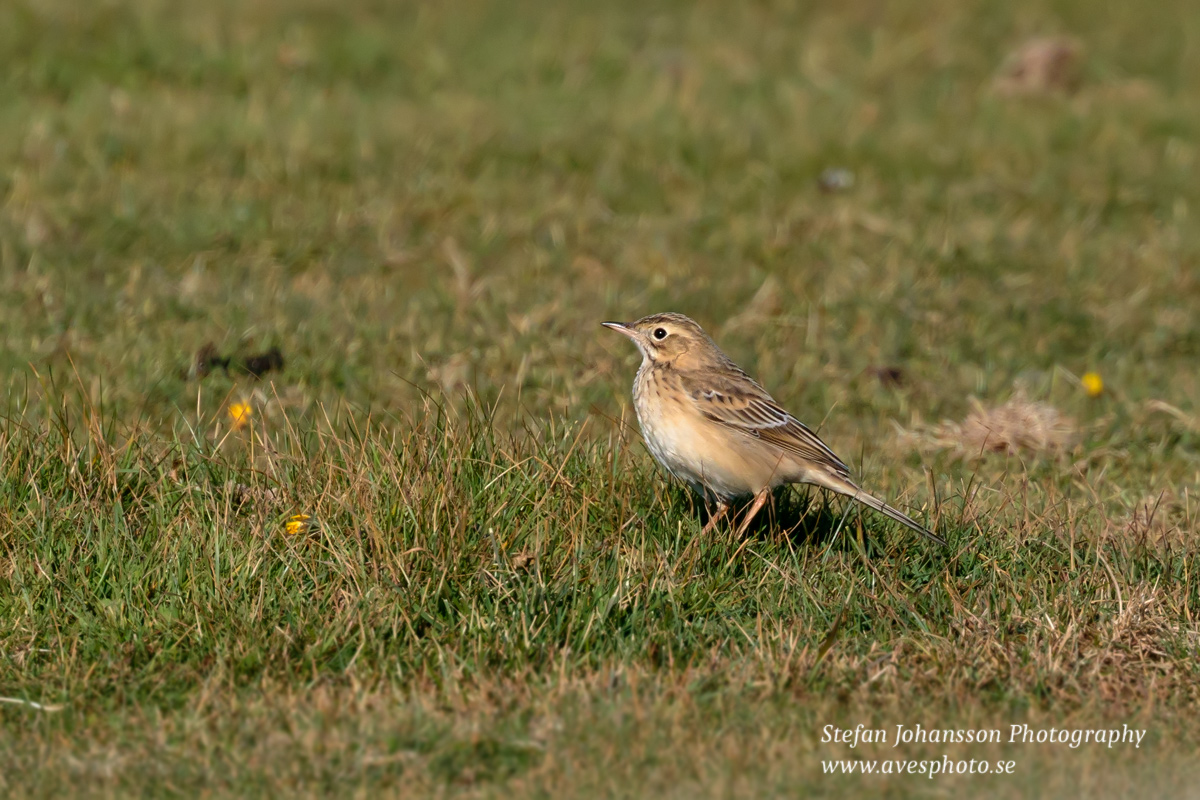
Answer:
[603,312,945,545]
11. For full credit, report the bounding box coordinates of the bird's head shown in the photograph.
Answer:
[602,312,715,366]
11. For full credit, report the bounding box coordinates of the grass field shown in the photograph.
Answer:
[3,0,1200,795]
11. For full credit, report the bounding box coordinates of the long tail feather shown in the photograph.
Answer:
[811,475,947,546]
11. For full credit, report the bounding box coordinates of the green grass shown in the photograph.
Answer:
[2,0,1200,795]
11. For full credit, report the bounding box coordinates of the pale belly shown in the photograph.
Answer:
[635,399,787,501]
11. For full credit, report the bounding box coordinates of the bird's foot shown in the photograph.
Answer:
[701,501,729,535]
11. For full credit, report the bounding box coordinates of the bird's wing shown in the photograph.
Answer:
[681,370,851,479]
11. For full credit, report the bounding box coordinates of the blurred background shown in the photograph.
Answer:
[3,0,1198,446]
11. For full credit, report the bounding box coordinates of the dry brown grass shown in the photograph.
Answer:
[1123,488,1195,546]
[898,391,1077,458]
[993,37,1084,97]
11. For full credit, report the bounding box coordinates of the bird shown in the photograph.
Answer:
[602,312,945,545]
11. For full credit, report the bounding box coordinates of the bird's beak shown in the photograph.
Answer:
[601,321,638,341]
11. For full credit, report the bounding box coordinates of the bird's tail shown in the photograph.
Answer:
[812,474,947,546]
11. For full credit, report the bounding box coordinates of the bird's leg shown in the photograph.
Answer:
[701,500,729,535]
[734,488,771,538]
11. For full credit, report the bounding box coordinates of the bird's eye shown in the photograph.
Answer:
[653,327,668,340]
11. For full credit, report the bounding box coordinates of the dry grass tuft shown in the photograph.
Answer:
[993,37,1083,96]
[900,391,1077,457]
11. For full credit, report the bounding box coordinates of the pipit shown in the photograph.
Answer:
[603,312,945,545]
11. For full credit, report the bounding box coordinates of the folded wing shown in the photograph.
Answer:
[682,371,851,480]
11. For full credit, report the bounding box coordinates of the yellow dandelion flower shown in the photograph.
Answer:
[285,513,312,535]
[228,402,253,429]
[1081,372,1104,398]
